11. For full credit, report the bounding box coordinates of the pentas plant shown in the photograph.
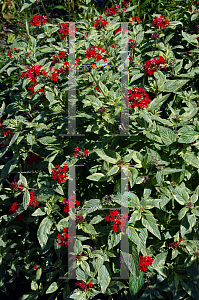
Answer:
[1,1,199,299]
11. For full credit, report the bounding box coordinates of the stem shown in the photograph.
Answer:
[155,78,158,97]
[101,30,118,73]
[55,210,65,219]
[40,0,62,41]
[89,69,109,102]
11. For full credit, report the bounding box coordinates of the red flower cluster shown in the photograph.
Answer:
[151,16,170,29]
[6,50,12,59]
[26,152,41,166]
[72,253,83,260]
[75,213,86,224]
[56,226,74,247]
[95,86,101,92]
[29,191,39,207]
[128,39,137,50]
[115,26,128,34]
[105,210,128,233]
[151,32,160,40]
[91,16,109,30]
[10,180,25,192]
[21,65,44,97]
[59,22,78,40]
[126,87,151,110]
[98,106,108,115]
[143,56,167,75]
[139,256,153,272]
[75,280,93,291]
[9,202,27,222]
[130,16,142,24]
[105,5,119,15]
[73,147,90,157]
[62,194,80,214]
[52,51,66,63]
[29,15,47,26]
[86,45,106,62]
[52,164,69,184]
[170,238,183,249]
[121,0,132,7]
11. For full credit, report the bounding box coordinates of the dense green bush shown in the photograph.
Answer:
[1,0,199,299]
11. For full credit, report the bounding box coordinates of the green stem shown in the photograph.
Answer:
[101,30,118,73]
[55,210,65,219]
[89,69,109,103]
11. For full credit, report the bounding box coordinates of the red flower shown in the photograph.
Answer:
[56,226,73,247]
[75,280,93,291]
[170,241,181,249]
[75,213,86,223]
[151,16,170,29]
[139,256,153,272]
[34,263,37,270]
[130,16,142,24]
[29,15,47,26]
[143,56,167,75]
[6,49,12,59]
[9,202,27,222]
[26,152,41,166]
[59,22,78,40]
[63,195,80,213]
[10,180,19,191]
[115,26,128,34]
[0,121,6,129]
[86,45,106,62]
[105,210,128,233]
[91,16,108,30]
[105,6,119,16]
[179,238,183,242]
[52,51,66,63]
[83,149,90,156]
[28,191,39,207]
[52,164,69,184]
[126,87,151,110]
[128,39,137,50]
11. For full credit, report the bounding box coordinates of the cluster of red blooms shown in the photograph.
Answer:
[29,15,47,26]
[52,51,66,63]
[115,26,128,34]
[126,87,151,110]
[91,16,109,30]
[121,0,132,7]
[170,238,183,249]
[139,256,153,272]
[75,280,93,291]
[130,16,142,24]
[98,106,108,115]
[52,164,69,184]
[72,253,83,260]
[26,152,41,166]
[6,48,20,59]
[105,210,128,233]
[59,22,78,40]
[3,130,12,140]
[105,5,119,15]
[86,45,107,62]
[9,191,39,222]
[95,86,101,93]
[72,146,90,157]
[151,16,170,29]
[21,65,44,97]
[129,39,137,50]
[143,56,167,75]
[62,194,80,214]
[0,121,6,129]
[10,180,25,192]
[75,213,86,224]
[56,226,74,247]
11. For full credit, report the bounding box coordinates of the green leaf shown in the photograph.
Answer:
[171,186,189,205]
[46,282,58,294]
[168,272,179,297]
[108,231,120,250]
[21,0,36,11]
[129,271,145,297]
[31,208,46,216]
[181,151,199,168]
[95,149,118,164]
[35,268,42,281]
[1,158,18,178]
[178,131,199,144]
[179,277,199,300]
[142,214,161,240]
[162,80,189,93]
[81,223,97,235]
[38,136,56,145]
[128,227,141,251]
[152,251,167,270]
[31,280,38,291]
[98,264,111,293]
[86,173,106,181]
[182,31,199,46]
[130,73,144,84]
[90,215,104,225]
[162,168,184,175]
[178,207,188,221]
[37,216,53,249]
[106,165,119,177]
[45,90,55,102]
[23,190,30,210]
[98,81,109,97]
[154,71,166,89]
[158,125,177,145]
[136,31,144,45]
[7,67,18,76]
[148,93,170,112]
[106,281,126,295]
[128,242,140,277]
